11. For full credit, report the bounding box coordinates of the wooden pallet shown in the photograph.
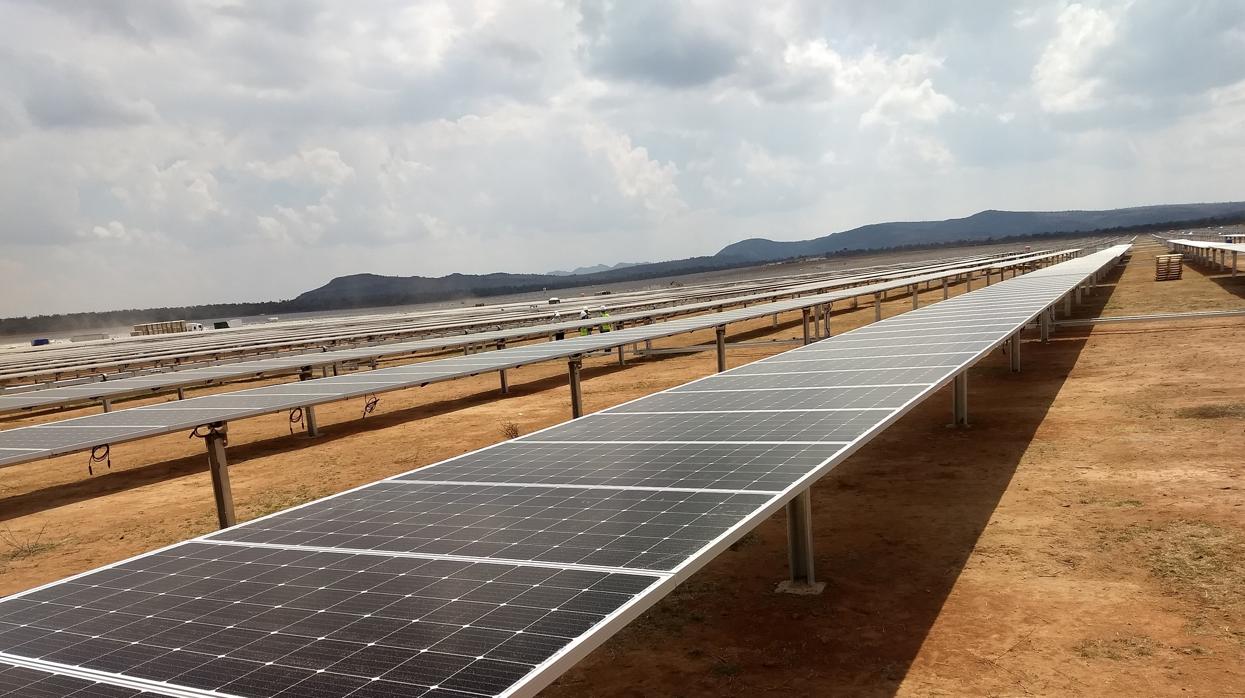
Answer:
[1155,254,1183,281]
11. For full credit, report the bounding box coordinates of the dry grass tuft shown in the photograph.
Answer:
[1143,521,1245,610]
[244,486,319,521]
[500,421,521,439]
[1174,403,1245,419]
[1073,635,1156,660]
[0,525,60,561]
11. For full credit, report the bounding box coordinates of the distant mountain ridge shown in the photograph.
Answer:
[547,261,644,276]
[716,202,1245,262]
[289,256,749,311]
[8,201,1245,335]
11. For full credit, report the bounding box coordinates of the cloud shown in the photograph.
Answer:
[579,0,743,87]
[0,0,1243,316]
[1033,3,1119,114]
[0,49,157,129]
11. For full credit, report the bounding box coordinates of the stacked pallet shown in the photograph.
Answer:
[1155,254,1183,281]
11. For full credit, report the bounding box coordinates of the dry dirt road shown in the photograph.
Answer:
[2,240,1242,696]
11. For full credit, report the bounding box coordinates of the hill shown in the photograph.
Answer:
[547,262,644,276]
[716,202,1245,262]
[287,256,749,311]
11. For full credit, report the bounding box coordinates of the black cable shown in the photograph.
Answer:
[362,394,380,418]
[87,444,110,476]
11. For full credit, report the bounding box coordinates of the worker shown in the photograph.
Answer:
[553,311,565,340]
[599,306,612,333]
[578,308,590,336]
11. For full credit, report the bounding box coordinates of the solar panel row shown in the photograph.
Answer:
[0,247,1092,470]
[0,250,1010,393]
[0,248,1066,415]
[0,244,1129,697]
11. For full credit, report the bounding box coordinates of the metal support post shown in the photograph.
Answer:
[1009,334,1021,372]
[297,368,319,435]
[772,313,779,328]
[176,388,186,400]
[942,277,949,300]
[873,292,882,322]
[776,488,823,594]
[1234,251,1239,276]
[1064,293,1073,315]
[495,340,509,394]
[823,304,832,338]
[715,325,727,373]
[911,286,919,310]
[985,270,992,286]
[966,273,973,291]
[303,405,319,437]
[952,371,968,426]
[1075,285,1083,304]
[1040,309,1052,343]
[568,357,584,419]
[801,308,811,345]
[204,425,235,528]
[851,296,859,309]
[101,398,112,413]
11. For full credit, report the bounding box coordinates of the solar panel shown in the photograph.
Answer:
[0,542,658,697]
[522,411,885,444]
[0,244,1130,696]
[208,483,771,572]
[730,353,976,372]
[603,384,922,412]
[670,366,956,390]
[395,441,846,492]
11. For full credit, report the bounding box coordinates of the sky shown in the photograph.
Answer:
[1,1,1244,316]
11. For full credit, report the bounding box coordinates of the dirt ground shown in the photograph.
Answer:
[2,239,1243,696]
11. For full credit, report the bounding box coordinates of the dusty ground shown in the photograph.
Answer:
[2,240,1243,696]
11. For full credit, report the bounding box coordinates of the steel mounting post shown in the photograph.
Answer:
[1009,333,1021,372]
[496,340,509,394]
[715,325,727,372]
[298,368,319,437]
[952,371,969,426]
[568,356,584,419]
[204,423,235,528]
[776,489,823,594]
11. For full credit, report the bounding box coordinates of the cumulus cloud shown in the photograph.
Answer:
[0,0,1243,315]
[1033,3,1119,114]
